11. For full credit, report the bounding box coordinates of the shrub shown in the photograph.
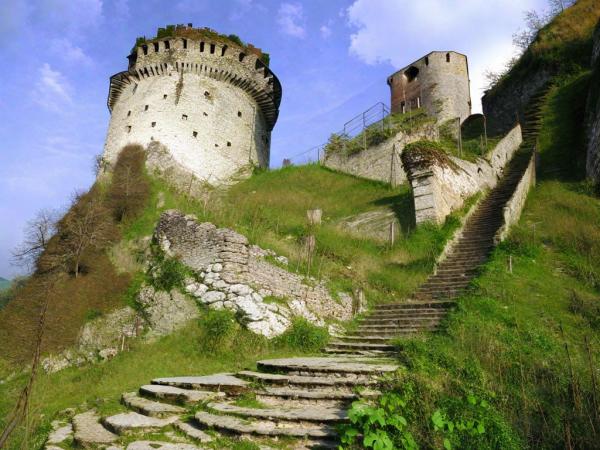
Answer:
[274,317,329,352]
[148,253,189,292]
[198,308,237,353]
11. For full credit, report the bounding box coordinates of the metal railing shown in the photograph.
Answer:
[282,102,392,167]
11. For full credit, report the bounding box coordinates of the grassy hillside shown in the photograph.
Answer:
[374,72,600,449]
[488,0,600,94]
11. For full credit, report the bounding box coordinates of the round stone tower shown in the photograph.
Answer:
[387,51,471,123]
[103,25,282,184]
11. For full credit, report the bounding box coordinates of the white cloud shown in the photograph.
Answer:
[33,64,73,112]
[49,38,93,66]
[320,25,332,39]
[277,3,306,38]
[345,0,542,112]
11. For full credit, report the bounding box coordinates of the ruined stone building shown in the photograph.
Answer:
[387,51,471,123]
[102,25,282,184]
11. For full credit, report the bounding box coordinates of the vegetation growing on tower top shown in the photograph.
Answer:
[132,24,271,67]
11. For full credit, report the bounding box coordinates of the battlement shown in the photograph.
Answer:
[108,32,281,130]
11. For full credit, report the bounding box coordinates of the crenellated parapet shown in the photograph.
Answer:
[108,34,281,130]
[102,26,282,186]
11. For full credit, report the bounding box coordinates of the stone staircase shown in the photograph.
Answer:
[325,87,549,356]
[44,90,549,450]
[46,356,398,450]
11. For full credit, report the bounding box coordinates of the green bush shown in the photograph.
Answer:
[274,317,329,352]
[148,250,189,292]
[198,308,237,354]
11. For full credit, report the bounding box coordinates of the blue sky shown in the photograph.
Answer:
[0,0,546,278]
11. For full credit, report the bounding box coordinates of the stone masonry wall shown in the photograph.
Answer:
[585,21,600,183]
[495,152,536,242]
[103,33,281,185]
[322,125,438,185]
[155,210,352,337]
[409,125,522,224]
[482,69,551,137]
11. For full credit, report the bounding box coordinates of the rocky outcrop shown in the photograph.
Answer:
[156,210,353,338]
[586,20,600,183]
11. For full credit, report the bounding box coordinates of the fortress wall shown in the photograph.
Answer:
[322,125,438,185]
[585,21,600,183]
[104,71,269,184]
[409,124,522,224]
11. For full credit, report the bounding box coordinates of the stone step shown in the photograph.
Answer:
[257,357,398,377]
[72,410,118,447]
[373,300,454,310]
[207,401,348,423]
[174,420,214,443]
[358,317,444,326]
[362,313,447,322]
[140,384,225,404]
[194,411,336,439]
[102,412,179,435]
[326,341,397,351]
[126,441,201,450]
[122,392,186,418]
[256,386,371,403]
[236,370,376,387]
[151,373,249,394]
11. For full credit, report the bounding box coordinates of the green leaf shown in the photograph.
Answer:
[467,394,477,405]
[443,438,452,450]
[477,422,486,434]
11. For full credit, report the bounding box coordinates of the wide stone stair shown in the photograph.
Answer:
[47,356,398,450]
[325,87,549,356]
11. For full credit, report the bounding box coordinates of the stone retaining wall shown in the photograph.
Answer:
[585,20,600,183]
[495,153,536,242]
[322,125,438,185]
[408,125,522,224]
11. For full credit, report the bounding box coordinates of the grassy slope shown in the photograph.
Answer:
[129,165,464,305]
[392,73,600,449]
[0,167,468,448]
[487,0,600,96]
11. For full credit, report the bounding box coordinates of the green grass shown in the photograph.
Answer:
[381,72,600,449]
[0,277,10,291]
[127,164,465,305]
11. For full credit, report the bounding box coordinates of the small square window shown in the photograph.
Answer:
[144,105,149,111]
[237,111,242,117]
[192,131,198,138]
[227,141,231,147]
[204,91,210,98]
[182,114,188,120]
[214,143,219,147]
[163,94,168,99]
[126,125,132,133]
[203,112,208,117]
[151,122,156,127]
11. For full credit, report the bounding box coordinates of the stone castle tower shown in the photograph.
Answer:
[387,51,471,123]
[103,25,282,184]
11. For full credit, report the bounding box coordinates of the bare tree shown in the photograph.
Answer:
[61,192,113,277]
[11,209,59,271]
[513,9,550,51]
[93,154,110,176]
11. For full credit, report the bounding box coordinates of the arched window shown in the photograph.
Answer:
[239,52,246,62]
[200,42,205,52]
[221,45,228,56]
[404,66,419,82]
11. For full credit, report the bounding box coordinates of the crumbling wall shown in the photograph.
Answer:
[156,210,353,337]
[404,125,522,224]
[322,125,438,185]
[586,21,600,183]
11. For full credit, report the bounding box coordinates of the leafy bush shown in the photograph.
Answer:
[198,308,237,354]
[339,391,418,450]
[147,250,190,292]
[274,317,328,352]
